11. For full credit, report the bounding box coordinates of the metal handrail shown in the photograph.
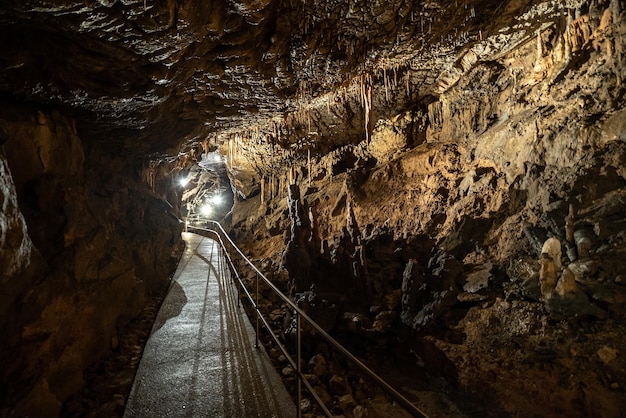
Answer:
[188,220,431,418]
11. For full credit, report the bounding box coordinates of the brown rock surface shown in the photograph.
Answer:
[0,107,183,415]
[222,1,626,416]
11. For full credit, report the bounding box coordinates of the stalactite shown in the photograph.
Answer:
[307,149,311,187]
[235,135,239,165]
[383,67,389,102]
[308,206,319,252]
[229,138,234,167]
[360,73,373,143]
[536,29,543,63]
[564,9,572,63]
[260,176,265,205]
[346,200,361,244]
[289,166,296,186]
[405,71,410,96]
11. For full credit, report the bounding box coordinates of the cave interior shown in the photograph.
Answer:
[1,0,626,417]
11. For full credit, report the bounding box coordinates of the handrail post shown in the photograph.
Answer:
[296,312,302,418]
[217,243,221,275]
[218,243,223,277]
[255,271,260,349]
[237,262,241,308]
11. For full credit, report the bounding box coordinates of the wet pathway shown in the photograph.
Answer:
[124,233,295,418]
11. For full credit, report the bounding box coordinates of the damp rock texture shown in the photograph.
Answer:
[1,0,626,417]
[0,108,183,417]
[223,1,626,417]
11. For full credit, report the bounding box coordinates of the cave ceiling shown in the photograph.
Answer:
[0,0,574,156]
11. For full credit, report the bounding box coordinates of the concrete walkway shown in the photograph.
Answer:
[124,233,296,418]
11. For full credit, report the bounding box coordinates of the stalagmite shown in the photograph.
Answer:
[577,237,592,259]
[539,238,562,295]
[570,228,593,260]
[539,253,558,295]
[565,203,575,244]
[542,237,562,271]
[556,268,578,296]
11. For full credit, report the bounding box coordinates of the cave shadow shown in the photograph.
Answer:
[151,281,187,334]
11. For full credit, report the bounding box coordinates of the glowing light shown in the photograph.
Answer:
[199,152,223,168]
[179,177,189,187]
[201,204,212,216]
[210,194,223,205]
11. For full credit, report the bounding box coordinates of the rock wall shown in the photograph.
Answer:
[0,105,183,416]
[226,1,626,416]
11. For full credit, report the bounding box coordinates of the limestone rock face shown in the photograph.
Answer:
[224,1,626,416]
[0,150,44,314]
[0,107,183,416]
